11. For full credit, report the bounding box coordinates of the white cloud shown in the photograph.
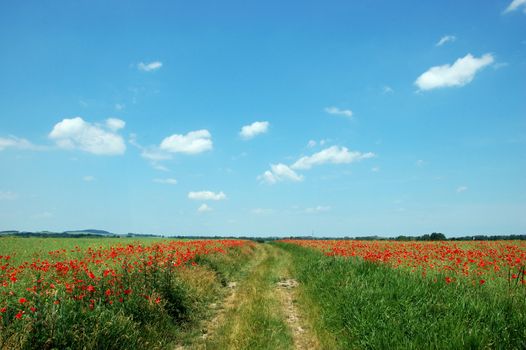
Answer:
[160,129,212,154]
[188,191,226,201]
[371,166,380,172]
[415,53,494,91]
[291,146,375,170]
[0,191,18,200]
[382,85,394,94]
[138,61,163,72]
[325,107,353,118]
[83,175,95,182]
[435,35,456,47]
[307,139,329,148]
[129,133,172,167]
[0,136,39,151]
[240,121,269,140]
[258,163,304,184]
[259,145,374,184]
[152,164,169,172]
[456,186,468,193]
[503,0,526,13]
[416,159,426,167]
[49,117,126,155]
[251,208,273,215]
[305,205,331,213]
[140,147,172,161]
[153,178,178,185]
[197,204,213,212]
[115,103,125,111]
[105,118,126,131]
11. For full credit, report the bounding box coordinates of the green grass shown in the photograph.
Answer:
[277,242,526,350]
[0,236,165,265]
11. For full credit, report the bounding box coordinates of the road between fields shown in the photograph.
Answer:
[191,243,319,350]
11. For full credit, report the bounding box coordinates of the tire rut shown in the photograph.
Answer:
[276,277,319,350]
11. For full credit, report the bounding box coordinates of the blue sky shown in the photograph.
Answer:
[1,1,525,237]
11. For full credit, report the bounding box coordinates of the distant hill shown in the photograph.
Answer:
[63,229,114,236]
[0,229,116,238]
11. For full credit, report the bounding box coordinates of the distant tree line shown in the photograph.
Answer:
[1,231,525,241]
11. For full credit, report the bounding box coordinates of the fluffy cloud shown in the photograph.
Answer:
[160,130,212,154]
[292,146,375,170]
[239,121,269,140]
[197,204,212,212]
[258,163,304,184]
[83,175,95,182]
[435,35,456,47]
[49,117,126,155]
[0,136,37,151]
[504,0,526,13]
[259,146,374,184]
[105,118,126,131]
[138,61,163,72]
[128,134,172,168]
[415,53,494,91]
[325,107,353,118]
[188,191,226,201]
[153,178,178,185]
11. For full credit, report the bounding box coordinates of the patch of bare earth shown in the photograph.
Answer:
[276,278,319,350]
[174,281,237,350]
[201,281,238,341]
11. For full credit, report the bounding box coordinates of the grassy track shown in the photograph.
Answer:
[200,244,295,350]
[278,242,526,350]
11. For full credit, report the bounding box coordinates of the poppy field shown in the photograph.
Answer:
[1,237,526,349]
[278,240,526,349]
[0,237,255,349]
[281,239,526,286]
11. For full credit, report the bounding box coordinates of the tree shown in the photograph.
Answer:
[430,232,446,241]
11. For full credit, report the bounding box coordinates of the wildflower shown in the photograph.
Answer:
[479,279,485,285]
[15,311,23,319]
[87,285,95,292]
[19,297,27,304]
